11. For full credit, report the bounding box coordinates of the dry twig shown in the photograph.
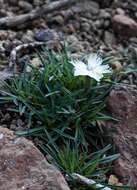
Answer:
[0,0,77,29]
[9,42,45,68]
[69,173,113,190]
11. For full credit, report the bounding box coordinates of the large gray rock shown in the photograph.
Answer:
[105,85,137,185]
[0,127,70,190]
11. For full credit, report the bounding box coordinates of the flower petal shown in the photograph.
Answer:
[71,60,89,76]
[88,54,102,69]
[88,72,102,81]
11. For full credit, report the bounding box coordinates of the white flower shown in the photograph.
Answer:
[71,54,111,82]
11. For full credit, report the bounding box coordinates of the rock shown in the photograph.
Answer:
[110,61,122,71]
[115,8,125,15]
[35,29,59,42]
[129,37,137,44]
[0,41,5,53]
[50,15,64,26]
[21,30,34,43]
[0,30,8,40]
[104,31,116,46]
[104,85,137,185]
[63,24,76,34]
[33,0,43,6]
[81,22,91,32]
[60,10,74,20]
[0,0,4,4]
[112,15,137,37]
[96,0,113,8]
[99,9,111,19]
[94,20,102,29]
[67,35,84,53]
[18,1,33,12]
[8,0,17,6]
[135,12,137,19]
[103,19,111,29]
[132,47,137,57]
[26,57,42,72]
[0,127,70,190]
[71,0,99,15]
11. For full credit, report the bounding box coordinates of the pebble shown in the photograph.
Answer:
[0,30,9,40]
[81,22,91,32]
[35,29,59,42]
[64,24,76,34]
[112,14,137,37]
[111,61,122,71]
[21,30,34,43]
[18,1,33,12]
[99,9,111,19]
[67,35,84,53]
[116,8,125,15]
[51,15,64,25]
[104,31,116,46]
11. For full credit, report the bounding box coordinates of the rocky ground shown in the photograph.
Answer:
[0,0,137,70]
[0,0,137,189]
[0,0,137,130]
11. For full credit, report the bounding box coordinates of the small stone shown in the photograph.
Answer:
[10,124,17,130]
[33,0,42,6]
[52,15,64,25]
[116,8,125,15]
[67,35,84,53]
[112,14,137,37]
[35,29,59,42]
[0,41,5,53]
[73,21,80,30]
[71,1,99,15]
[64,24,76,34]
[8,0,17,5]
[11,40,22,48]
[104,31,116,46]
[21,30,34,43]
[60,10,74,19]
[67,35,79,43]
[0,9,7,17]
[94,20,102,29]
[8,31,17,41]
[135,12,137,19]
[97,0,112,8]
[18,1,33,12]
[81,22,91,32]
[0,0,4,4]
[108,175,119,185]
[129,37,137,44]
[0,133,4,140]
[0,30,8,40]
[16,119,24,127]
[99,9,111,19]
[103,19,111,29]
[111,61,122,71]
[27,57,42,72]
[4,113,11,121]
